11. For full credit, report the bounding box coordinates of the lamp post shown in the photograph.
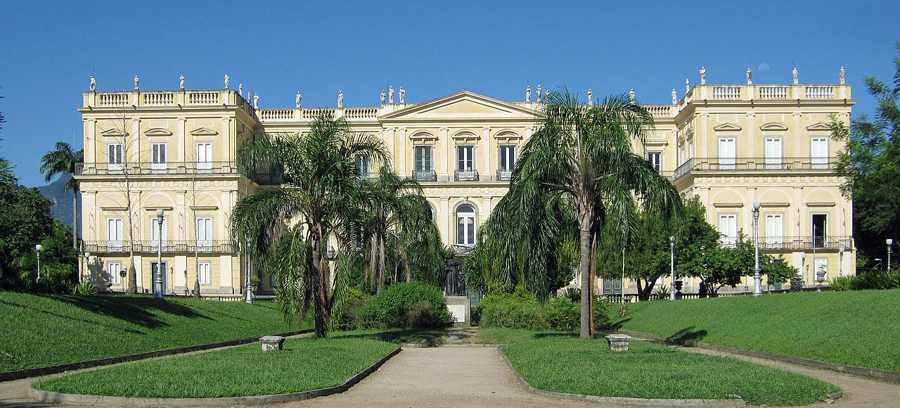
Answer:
[752,201,761,297]
[154,209,164,299]
[669,236,675,301]
[887,239,894,271]
[35,244,43,283]
[244,241,253,304]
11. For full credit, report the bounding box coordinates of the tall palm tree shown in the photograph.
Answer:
[231,114,386,337]
[40,142,83,250]
[496,91,681,338]
[358,166,439,292]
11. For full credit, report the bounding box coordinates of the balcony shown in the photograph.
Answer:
[76,161,238,176]
[82,240,235,255]
[411,170,437,182]
[672,157,838,180]
[759,236,853,251]
[454,169,479,181]
[496,169,513,181]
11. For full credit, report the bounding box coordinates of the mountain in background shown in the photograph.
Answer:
[37,174,79,227]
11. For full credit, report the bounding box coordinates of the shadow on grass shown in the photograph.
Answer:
[334,329,448,344]
[665,326,708,346]
[0,298,147,335]
[604,317,632,331]
[53,295,211,329]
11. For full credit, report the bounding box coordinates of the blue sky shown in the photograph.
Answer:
[0,0,897,186]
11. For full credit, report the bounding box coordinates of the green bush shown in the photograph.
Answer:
[828,270,900,291]
[480,291,610,332]
[358,283,450,329]
[829,276,854,291]
[71,282,97,296]
[331,287,371,330]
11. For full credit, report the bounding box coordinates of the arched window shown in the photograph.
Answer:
[456,204,476,247]
[423,203,433,221]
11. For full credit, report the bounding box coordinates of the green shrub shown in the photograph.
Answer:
[331,287,371,330]
[358,283,450,329]
[71,282,96,296]
[544,297,579,331]
[480,291,610,332]
[829,276,854,291]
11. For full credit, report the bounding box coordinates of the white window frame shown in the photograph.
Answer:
[108,262,122,285]
[196,217,212,248]
[198,261,211,285]
[647,151,662,173]
[764,136,783,169]
[718,137,736,170]
[151,143,168,171]
[414,145,433,173]
[498,145,516,172]
[718,213,737,247]
[150,216,168,248]
[196,143,212,171]
[457,145,475,172]
[107,143,124,171]
[456,204,477,247]
[107,218,123,249]
[356,155,369,178]
[765,213,784,248]
[810,136,829,169]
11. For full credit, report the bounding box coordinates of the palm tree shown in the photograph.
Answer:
[358,166,439,292]
[495,91,681,338]
[231,114,386,337]
[40,142,83,251]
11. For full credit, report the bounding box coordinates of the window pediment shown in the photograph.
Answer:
[409,131,438,143]
[493,131,521,141]
[145,127,173,137]
[760,122,788,132]
[713,123,742,132]
[806,122,832,131]
[191,127,219,136]
[100,128,128,137]
[451,131,479,142]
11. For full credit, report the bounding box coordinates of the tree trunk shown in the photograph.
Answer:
[377,234,385,292]
[369,235,378,292]
[311,228,328,338]
[578,212,594,339]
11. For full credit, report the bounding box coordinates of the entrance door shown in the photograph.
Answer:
[151,262,167,296]
[811,214,827,248]
[718,137,736,170]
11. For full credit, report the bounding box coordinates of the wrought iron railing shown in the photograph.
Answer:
[76,161,238,176]
[454,169,479,181]
[82,240,235,254]
[759,236,853,251]
[673,157,839,180]
[411,170,437,182]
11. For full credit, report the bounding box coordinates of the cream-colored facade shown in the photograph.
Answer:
[76,72,854,296]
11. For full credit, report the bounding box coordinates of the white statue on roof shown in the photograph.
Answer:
[89,76,96,92]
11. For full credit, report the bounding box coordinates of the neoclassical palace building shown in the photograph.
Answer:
[76,68,855,296]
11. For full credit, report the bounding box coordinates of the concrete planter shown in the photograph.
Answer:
[260,336,285,352]
[606,334,631,352]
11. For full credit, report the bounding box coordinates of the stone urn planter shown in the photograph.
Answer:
[605,334,631,352]
[260,335,285,352]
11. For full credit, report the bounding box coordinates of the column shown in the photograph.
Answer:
[131,118,142,164]
[178,117,187,162]
[481,127,491,179]
[442,127,450,178]
[440,197,450,244]
[224,117,233,164]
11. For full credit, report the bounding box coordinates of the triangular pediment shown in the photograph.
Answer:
[806,122,832,131]
[190,127,219,136]
[145,127,173,136]
[382,91,540,121]
[760,122,788,131]
[100,128,128,137]
[713,123,742,131]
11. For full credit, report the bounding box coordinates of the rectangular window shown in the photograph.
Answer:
[498,145,515,172]
[765,214,783,248]
[718,137,736,170]
[198,261,211,285]
[107,218,123,249]
[811,137,828,169]
[108,262,122,285]
[151,143,167,171]
[107,144,123,171]
[457,145,474,172]
[196,143,212,171]
[764,137,782,169]
[196,217,212,248]
[150,216,167,246]
[718,214,737,246]
[356,155,369,178]
[414,146,432,173]
[648,152,662,173]
[812,214,827,248]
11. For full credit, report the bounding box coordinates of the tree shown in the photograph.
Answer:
[231,114,386,337]
[829,43,900,262]
[40,142,83,251]
[491,91,681,338]
[0,161,53,286]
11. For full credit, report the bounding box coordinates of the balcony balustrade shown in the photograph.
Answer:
[454,169,479,181]
[672,157,838,180]
[82,240,235,254]
[411,170,437,182]
[496,169,513,181]
[759,236,853,251]
[680,84,850,104]
[76,161,238,176]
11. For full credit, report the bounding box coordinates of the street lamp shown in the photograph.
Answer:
[154,209,164,299]
[752,201,761,297]
[669,236,675,301]
[35,244,43,283]
[887,239,894,271]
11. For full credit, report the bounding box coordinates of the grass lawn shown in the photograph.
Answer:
[35,334,398,398]
[0,292,305,372]
[481,328,838,406]
[611,289,900,372]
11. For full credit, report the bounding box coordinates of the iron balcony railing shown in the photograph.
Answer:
[496,169,513,181]
[454,169,479,181]
[411,170,437,182]
[672,157,839,180]
[758,235,853,251]
[76,161,238,176]
[82,240,235,254]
